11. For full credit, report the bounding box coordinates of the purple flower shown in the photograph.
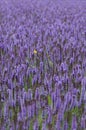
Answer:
[27,105,32,119]
[55,97,61,112]
[56,119,61,130]
[27,89,33,100]
[35,87,40,100]
[63,119,68,130]
[18,112,22,122]
[71,115,77,130]
[33,121,39,130]
[21,105,26,118]
[42,122,47,130]
[81,114,86,129]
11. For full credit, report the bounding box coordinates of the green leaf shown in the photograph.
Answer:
[28,74,32,88]
[48,60,53,68]
[64,110,72,130]
[71,107,79,116]
[29,120,33,130]
[52,117,55,127]
[24,84,28,92]
[47,95,52,106]
[38,110,42,130]
[6,125,10,130]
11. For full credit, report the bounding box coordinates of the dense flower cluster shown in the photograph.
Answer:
[0,0,86,130]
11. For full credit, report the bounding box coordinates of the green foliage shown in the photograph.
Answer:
[29,120,33,130]
[29,74,32,88]
[38,110,42,130]
[2,103,4,114]
[64,110,72,130]
[71,106,79,116]
[24,72,33,91]
[48,59,53,68]
[52,117,55,127]
[47,95,52,106]
[6,124,10,130]
[24,84,28,92]
[64,106,83,130]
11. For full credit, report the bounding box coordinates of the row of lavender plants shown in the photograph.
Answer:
[0,0,86,130]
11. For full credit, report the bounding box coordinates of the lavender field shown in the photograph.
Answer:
[0,0,86,130]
